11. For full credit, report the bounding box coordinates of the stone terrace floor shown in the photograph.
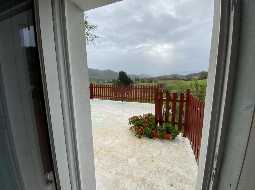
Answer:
[90,99,197,190]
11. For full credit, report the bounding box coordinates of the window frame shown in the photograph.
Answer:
[34,0,96,189]
[34,0,242,189]
[196,0,240,189]
[34,0,74,189]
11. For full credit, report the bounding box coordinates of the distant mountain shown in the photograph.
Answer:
[88,68,207,81]
[88,68,150,81]
[147,71,208,81]
[89,68,118,81]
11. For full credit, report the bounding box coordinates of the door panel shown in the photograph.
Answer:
[0,1,56,190]
[0,69,22,190]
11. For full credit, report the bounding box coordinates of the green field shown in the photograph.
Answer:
[136,79,207,101]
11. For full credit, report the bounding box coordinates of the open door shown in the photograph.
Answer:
[0,0,57,189]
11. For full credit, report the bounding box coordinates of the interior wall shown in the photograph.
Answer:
[0,63,21,190]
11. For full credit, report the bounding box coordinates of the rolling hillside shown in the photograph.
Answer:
[88,68,208,81]
[88,68,149,81]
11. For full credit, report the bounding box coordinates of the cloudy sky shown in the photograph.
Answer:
[85,0,214,76]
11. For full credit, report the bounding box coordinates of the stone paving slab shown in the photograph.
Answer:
[91,100,197,190]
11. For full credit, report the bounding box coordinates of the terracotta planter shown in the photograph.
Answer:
[164,133,172,140]
[152,130,159,138]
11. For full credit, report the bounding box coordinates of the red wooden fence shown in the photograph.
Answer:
[155,90,187,131]
[90,84,205,162]
[184,92,205,161]
[155,89,204,162]
[90,83,162,103]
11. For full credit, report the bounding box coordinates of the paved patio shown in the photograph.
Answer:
[90,100,197,190]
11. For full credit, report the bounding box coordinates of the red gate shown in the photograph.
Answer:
[155,89,205,161]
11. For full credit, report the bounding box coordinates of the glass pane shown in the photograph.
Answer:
[0,1,55,189]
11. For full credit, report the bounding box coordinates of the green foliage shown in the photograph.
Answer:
[144,113,156,129]
[129,114,147,138]
[144,127,152,138]
[117,71,133,86]
[84,16,98,43]
[129,113,155,138]
[129,115,144,126]
[129,113,179,140]
[165,79,207,100]
[134,79,207,101]
[135,78,154,84]
[158,127,166,139]
[164,80,192,93]
[163,123,179,139]
[199,72,208,79]
[191,79,207,101]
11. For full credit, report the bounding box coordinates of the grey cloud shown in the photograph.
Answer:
[86,0,214,76]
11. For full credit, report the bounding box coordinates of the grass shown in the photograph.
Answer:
[161,79,206,91]
[135,79,207,100]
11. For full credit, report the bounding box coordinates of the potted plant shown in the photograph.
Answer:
[151,129,159,138]
[129,113,180,141]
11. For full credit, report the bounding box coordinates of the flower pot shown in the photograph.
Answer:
[152,130,159,139]
[164,133,172,140]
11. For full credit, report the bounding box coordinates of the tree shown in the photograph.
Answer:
[84,15,98,43]
[199,71,208,80]
[117,71,133,86]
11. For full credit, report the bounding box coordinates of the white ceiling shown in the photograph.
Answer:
[71,0,122,11]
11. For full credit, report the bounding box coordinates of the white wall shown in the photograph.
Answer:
[64,1,96,189]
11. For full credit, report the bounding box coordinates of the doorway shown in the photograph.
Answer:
[0,0,56,189]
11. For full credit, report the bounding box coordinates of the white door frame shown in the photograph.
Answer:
[34,0,244,190]
[34,0,73,189]
[196,0,241,189]
[35,0,96,189]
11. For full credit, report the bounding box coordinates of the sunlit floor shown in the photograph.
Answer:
[90,99,197,190]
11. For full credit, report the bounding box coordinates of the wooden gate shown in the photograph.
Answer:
[155,89,205,161]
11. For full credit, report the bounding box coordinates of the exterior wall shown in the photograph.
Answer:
[64,1,96,189]
[217,1,255,189]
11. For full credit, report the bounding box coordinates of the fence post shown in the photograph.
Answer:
[90,83,93,99]
[178,93,185,132]
[155,87,159,125]
[171,92,177,126]
[154,87,163,125]
[121,85,124,102]
[165,91,170,122]
[183,89,191,137]
[159,89,163,125]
